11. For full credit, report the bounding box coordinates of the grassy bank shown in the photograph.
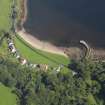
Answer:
[0,83,18,105]
[14,35,70,66]
[0,0,12,32]
[0,0,12,56]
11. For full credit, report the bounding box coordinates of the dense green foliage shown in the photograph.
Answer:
[0,57,105,105]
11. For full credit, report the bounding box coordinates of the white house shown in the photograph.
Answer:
[21,59,27,65]
[8,41,16,53]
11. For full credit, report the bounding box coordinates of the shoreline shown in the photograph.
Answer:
[17,0,68,57]
[17,28,68,57]
[19,0,28,27]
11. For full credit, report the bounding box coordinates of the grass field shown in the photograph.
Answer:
[0,83,17,105]
[14,35,70,66]
[0,0,12,31]
[87,94,97,105]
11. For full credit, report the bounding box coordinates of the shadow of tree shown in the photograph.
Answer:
[0,31,7,46]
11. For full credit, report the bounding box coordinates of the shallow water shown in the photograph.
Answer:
[24,0,105,48]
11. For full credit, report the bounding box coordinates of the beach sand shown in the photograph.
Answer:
[17,29,68,57]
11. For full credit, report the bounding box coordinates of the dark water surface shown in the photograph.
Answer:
[24,0,105,48]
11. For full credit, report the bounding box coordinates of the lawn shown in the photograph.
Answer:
[0,0,12,32]
[0,83,18,105]
[0,0,12,55]
[14,35,70,66]
[87,94,97,105]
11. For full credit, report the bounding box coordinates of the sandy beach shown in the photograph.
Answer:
[17,29,68,57]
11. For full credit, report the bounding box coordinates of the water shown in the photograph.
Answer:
[24,0,105,48]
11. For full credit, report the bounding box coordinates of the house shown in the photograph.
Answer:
[21,59,27,65]
[37,64,49,71]
[56,64,64,72]
[18,58,27,65]
[8,40,16,53]
[30,64,38,68]
[72,71,77,76]
[33,64,38,68]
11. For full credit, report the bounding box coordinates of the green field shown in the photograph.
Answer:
[0,0,12,31]
[0,83,18,105]
[14,35,70,66]
[0,0,12,56]
[87,94,97,105]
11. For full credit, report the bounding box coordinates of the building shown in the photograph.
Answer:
[8,40,16,53]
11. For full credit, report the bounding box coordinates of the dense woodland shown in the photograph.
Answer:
[0,57,105,105]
